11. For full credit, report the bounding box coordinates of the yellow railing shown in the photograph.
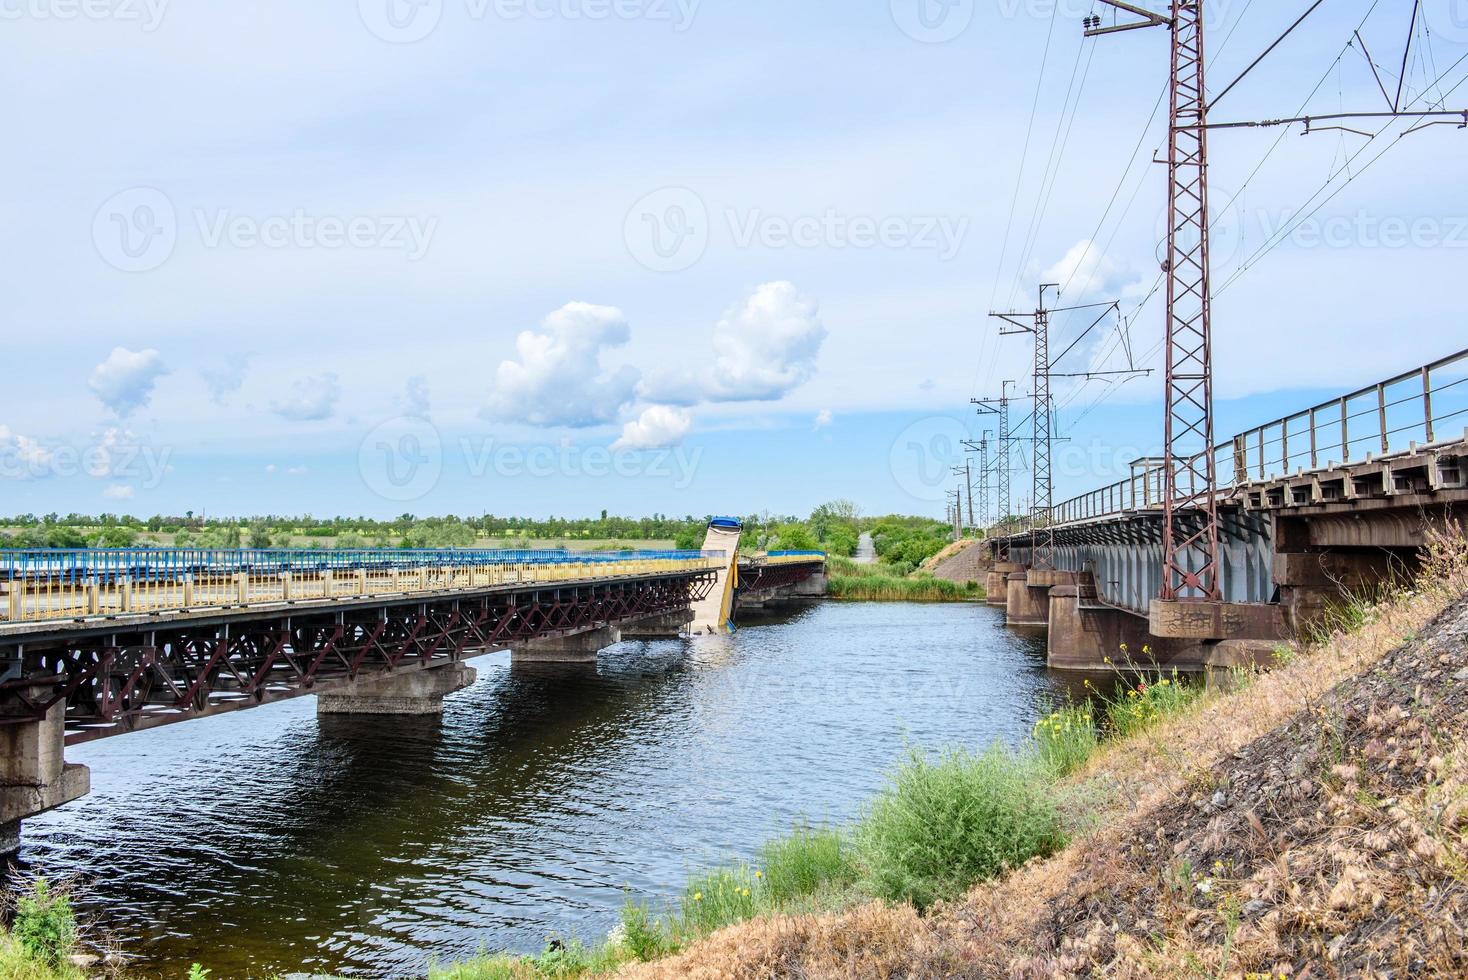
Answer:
[0,551,724,626]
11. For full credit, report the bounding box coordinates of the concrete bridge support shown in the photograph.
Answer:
[317,664,479,716]
[620,608,694,640]
[0,691,90,853]
[986,562,1020,607]
[1006,569,1078,627]
[510,626,621,664]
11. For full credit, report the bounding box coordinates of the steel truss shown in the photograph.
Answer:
[0,573,715,744]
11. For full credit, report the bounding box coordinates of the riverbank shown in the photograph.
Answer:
[614,532,1468,976]
[824,556,983,602]
[438,532,1468,977]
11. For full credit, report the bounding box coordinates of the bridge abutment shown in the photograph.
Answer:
[0,691,90,854]
[1006,569,1076,627]
[510,626,621,664]
[316,664,478,716]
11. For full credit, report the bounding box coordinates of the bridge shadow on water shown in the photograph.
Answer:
[10,600,1074,977]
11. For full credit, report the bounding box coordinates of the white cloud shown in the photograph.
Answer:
[1041,239,1149,301]
[484,302,640,428]
[88,347,167,417]
[399,375,431,419]
[201,357,249,405]
[0,426,53,478]
[287,465,309,475]
[272,372,341,422]
[265,463,278,474]
[814,409,833,428]
[612,405,693,451]
[87,427,141,477]
[103,484,135,500]
[706,282,826,402]
[638,282,827,407]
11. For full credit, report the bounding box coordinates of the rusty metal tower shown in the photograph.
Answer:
[1087,0,1221,599]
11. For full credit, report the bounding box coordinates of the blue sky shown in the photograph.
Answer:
[2,0,1466,521]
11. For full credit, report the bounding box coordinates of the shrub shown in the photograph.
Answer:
[1101,670,1199,738]
[1031,701,1098,775]
[677,864,758,936]
[756,822,856,906]
[618,901,673,962]
[854,746,1067,910]
[11,878,76,965]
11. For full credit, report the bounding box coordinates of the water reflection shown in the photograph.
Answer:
[13,602,1063,977]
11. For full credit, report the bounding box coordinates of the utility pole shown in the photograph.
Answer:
[972,381,1015,531]
[952,460,975,530]
[1082,1,1221,599]
[992,284,1061,569]
[962,430,994,531]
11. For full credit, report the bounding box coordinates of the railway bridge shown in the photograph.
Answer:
[0,526,825,852]
[982,349,1468,674]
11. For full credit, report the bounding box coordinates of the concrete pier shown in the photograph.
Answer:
[510,626,621,664]
[985,562,1020,607]
[317,664,478,715]
[1005,571,1049,627]
[0,691,90,853]
[620,608,693,640]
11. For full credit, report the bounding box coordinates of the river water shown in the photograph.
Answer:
[13,601,1081,978]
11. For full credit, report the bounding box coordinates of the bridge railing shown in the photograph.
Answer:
[762,550,827,564]
[1229,347,1468,486]
[0,548,725,625]
[988,347,1468,536]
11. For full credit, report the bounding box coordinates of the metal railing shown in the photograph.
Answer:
[987,347,1468,535]
[1229,347,1467,486]
[0,548,725,625]
[762,550,827,564]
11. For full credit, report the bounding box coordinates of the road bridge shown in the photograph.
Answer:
[0,536,826,852]
[982,348,1468,674]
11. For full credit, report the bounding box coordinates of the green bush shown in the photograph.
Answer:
[12,879,76,965]
[855,746,1067,910]
[678,864,758,936]
[756,822,856,906]
[1100,670,1200,738]
[618,901,673,962]
[1031,702,1098,776]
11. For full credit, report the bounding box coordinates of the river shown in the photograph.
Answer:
[13,600,1081,977]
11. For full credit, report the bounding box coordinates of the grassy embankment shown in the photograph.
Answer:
[823,555,983,603]
[433,529,1468,978]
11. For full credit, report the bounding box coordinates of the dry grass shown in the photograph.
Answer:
[615,532,1468,978]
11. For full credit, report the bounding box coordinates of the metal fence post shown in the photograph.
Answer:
[1423,366,1435,443]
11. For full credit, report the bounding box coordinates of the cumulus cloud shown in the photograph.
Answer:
[1042,239,1149,301]
[814,409,833,428]
[272,372,341,422]
[103,484,135,500]
[705,282,826,402]
[201,357,249,405]
[0,426,53,478]
[612,405,693,451]
[484,302,640,428]
[89,347,167,417]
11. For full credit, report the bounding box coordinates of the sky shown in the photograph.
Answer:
[2,0,1466,522]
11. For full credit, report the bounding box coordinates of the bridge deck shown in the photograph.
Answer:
[0,548,724,633]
